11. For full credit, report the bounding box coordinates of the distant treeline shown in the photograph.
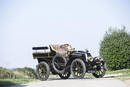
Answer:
[0,67,36,79]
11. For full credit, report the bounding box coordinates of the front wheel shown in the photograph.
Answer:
[92,62,106,78]
[71,59,86,79]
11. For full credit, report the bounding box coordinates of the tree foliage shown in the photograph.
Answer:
[14,67,36,79]
[0,67,36,79]
[100,27,130,70]
[0,67,15,79]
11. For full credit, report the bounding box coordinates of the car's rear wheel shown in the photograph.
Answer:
[36,61,50,81]
[52,54,67,74]
[92,62,106,78]
[71,59,86,79]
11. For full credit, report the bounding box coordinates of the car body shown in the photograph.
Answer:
[32,44,106,81]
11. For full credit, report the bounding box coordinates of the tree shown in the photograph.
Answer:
[100,27,130,70]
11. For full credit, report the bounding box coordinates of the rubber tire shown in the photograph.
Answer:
[36,62,50,81]
[52,54,67,74]
[58,72,71,79]
[92,62,106,78]
[71,59,86,79]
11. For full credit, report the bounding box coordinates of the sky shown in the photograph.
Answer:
[0,0,130,69]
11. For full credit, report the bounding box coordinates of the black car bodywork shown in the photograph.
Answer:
[32,44,106,81]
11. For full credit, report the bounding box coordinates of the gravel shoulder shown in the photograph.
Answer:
[124,79,130,86]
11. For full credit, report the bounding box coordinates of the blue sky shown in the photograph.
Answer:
[0,0,130,68]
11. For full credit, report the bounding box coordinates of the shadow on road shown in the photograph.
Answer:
[0,80,16,87]
[48,75,117,81]
[0,81,27,87]
[11,84,27,87]
[104,76,116,78]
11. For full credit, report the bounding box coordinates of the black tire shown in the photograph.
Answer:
[36,61,50,81]
[92,62,106,78]
[71,59,86,79]
[58,71,71,79]
[52,54,67,74]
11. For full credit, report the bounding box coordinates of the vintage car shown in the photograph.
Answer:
[32,44,106,81]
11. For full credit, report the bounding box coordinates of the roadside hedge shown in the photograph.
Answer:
[14,67,36,79]
[0,67,36,79]
[100,28,130,70]
[0,67,15,79]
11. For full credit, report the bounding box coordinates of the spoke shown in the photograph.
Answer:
[75,61,78,66]
[38,64,48,79]
[96,71,99,75]
[99,71,101,75]
[72,61,84,77]
[100,69,104,73]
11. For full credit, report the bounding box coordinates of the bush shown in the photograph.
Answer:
[13,67,36,79]
[100,28,130,70]
[0,67,15,79]
[0,67,36,79]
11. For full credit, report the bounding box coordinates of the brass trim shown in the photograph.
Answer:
[34,56,53,59]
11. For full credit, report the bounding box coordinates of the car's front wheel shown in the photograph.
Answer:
[92,62,106,78]
[71,59,86,79]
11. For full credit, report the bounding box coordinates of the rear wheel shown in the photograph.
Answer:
[52,54,67,74]
[59,71,71,79]
[92,62,106,78]
[36,61,50,81]
[71,59,86,79]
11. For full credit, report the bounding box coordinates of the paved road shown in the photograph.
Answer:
[11,76,130,87]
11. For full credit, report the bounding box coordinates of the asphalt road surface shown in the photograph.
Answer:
[11,76,130,87]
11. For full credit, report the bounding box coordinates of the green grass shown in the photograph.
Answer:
[85,73,93,77]
[0,78,37,87]
[119,73,130,77]
[0,67,37,87]
[85,69,130,78]
[106,69,130,75]
[106,69,130,80]
[115,72,130,79]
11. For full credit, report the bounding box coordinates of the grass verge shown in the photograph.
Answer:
[85,69,130,78]
[106,69,130,80]
[106,69,130,75]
